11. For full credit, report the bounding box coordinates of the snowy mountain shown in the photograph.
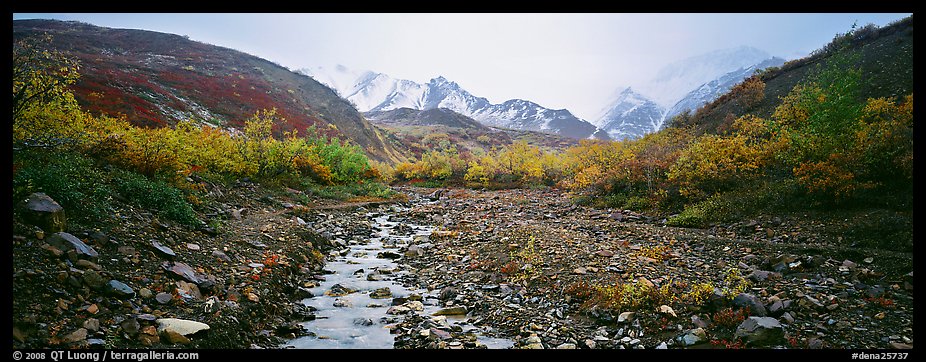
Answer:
[596,46,784,140]
[299,65,603,140]
[639,46,774,107]
[664,57,786,122]
[596,87,666,140]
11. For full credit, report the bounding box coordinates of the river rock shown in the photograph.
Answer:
[370,287,392,299]
[106,280,135,298]
[22,192,66,233]
[47,232,98,260]
[156,318,210,336]
[325,284,357,297]
[617,312,635,323]
[433,306,467,316]
[333,298,352,308]
[156,292,173,304]
[82,270,106,290]
[734,317,784,346]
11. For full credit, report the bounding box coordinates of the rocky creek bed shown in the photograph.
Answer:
[12,184,914,349]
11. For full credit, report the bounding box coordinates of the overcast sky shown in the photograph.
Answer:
[12,13,911,120]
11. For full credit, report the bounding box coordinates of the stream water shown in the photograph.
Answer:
[284,205,515,349]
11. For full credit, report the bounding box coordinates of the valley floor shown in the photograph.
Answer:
[11,185,914,350]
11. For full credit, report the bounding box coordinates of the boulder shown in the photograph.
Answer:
[734,317,784,346]
[732,293,768,317]
[22,193,66,233]
[47,232,98,260]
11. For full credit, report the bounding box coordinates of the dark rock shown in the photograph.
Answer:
[324,284,357,297]
[118,246,136,256]
[866,285,886,298]
[22,192,66,233]
[748,270,781,282]
[734,317,785,346]
[370,287,392,299]
[88,231,109,246]
[82,270,106,290]
[353,318,374,326]
[151,241,176,258]
[294,287,313,299]
[275,322,308,336]
[377,251,402,259]
[732,293,768,317]
[47,232,99,260]
[438,286,458,301]
[161,261,215,290]
[106,280,135,298]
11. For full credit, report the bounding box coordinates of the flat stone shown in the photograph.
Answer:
[152,241,176,258]
[617,311,635,323]
[596,250,615,257]
[62,328,87,344]
[106,280,135,298]
[212,250,231,262]
[333,298,352,308]
[432,306,467,316]
[186,243,200,251]
[161,261,214,290]
[156,292,173,304]
[75,259,102,271]
[156,318,210,336]
[47,232,98,260]
[735,317,784,346]
[556,343,577,349]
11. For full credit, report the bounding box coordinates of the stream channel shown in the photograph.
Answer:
[284,202,515,349]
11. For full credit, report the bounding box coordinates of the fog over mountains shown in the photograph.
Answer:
[303,46,784,141]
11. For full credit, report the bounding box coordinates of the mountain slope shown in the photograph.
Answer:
[13,19,405,163]
[365,107,487,129]
[596,46,783,140]
[301,66,604,140]
[639,45,774,107]
[664,57,786,122]
[672,16,913,135]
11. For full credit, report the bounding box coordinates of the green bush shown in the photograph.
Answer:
[112,170,199,226]
[13,149,114,225]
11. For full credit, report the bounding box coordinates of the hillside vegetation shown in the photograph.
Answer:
[383,17,914,251]
[13,19,405,163]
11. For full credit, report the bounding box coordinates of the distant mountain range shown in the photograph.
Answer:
[595,46,785,140]
[300,66,606,140]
